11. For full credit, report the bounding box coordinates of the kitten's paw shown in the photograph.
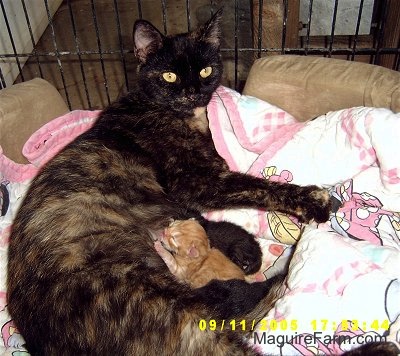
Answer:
[297,186,332,223]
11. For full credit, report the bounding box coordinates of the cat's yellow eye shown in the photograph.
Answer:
[199,66,212,78]
[162,72,177,83]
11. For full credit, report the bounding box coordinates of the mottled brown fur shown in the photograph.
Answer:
[7,10,332,356]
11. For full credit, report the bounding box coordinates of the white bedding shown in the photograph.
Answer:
[0,87,399,355]
[206,87,400,355]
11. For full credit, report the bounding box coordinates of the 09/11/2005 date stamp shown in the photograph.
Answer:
[198,319,390,332]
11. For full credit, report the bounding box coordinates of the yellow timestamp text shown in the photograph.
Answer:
[198,319,298,332]
[198,319,390,333]
[310,319,390,332]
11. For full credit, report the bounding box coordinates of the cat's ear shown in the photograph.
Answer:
[195,8,223,46]
[133,20,164,63]
[187,243,199,258]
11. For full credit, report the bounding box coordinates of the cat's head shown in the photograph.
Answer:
[133,10,223,111]
[161,219,210,259]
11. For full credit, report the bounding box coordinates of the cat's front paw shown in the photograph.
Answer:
[297,186,332,223]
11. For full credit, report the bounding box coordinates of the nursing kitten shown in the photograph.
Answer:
[154,219,246,288]
[7,10,331,356]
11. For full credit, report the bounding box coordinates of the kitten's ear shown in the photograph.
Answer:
[133,20,164,63]
[187,243,199,258]
[195,8,223,46]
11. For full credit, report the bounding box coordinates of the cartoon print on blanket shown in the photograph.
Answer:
[251,225,400,355]
[207,87,400,244]
[205,86,400,354]
[1,319,25,350]
[330,179,400,246]
[1,88,400,354]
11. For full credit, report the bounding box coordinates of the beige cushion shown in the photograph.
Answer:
[0,78,69,163]
[243,55,400,122]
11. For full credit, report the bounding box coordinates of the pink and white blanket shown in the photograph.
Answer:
[0,87,399,355]
[207,87,400,355]
[0,110,99,354]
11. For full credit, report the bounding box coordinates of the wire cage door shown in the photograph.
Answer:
[0,0,399,110]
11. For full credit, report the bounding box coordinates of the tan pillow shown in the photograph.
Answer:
[243,55,400,122]
[0,78,69,163]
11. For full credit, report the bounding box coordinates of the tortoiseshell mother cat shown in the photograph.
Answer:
[7,10,331,355]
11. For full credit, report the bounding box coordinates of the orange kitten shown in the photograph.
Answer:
[154,219,245,288]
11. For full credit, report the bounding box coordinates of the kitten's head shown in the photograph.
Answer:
[133,10,223,111]
[162,219,210,259]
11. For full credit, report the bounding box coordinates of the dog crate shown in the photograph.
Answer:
[0,0,399,110]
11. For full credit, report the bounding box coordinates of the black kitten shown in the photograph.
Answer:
[7,10,331,355]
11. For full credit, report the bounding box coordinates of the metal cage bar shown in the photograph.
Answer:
[303,0,314,55]
[21,0,43,79]
[90,0,111,105]
[350,0,365,61]
[281,0,288,54]
[186,0,191,31]
[0,0,398,110]
[113,0,129,93]
[0,0,25,82]
[137,0,142,19]
[0,67,5,89]
[67,0,92,108]
[44,0,71,108]
[257,0,263,58]
[327,0,339,57]
[161,0,168,35]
